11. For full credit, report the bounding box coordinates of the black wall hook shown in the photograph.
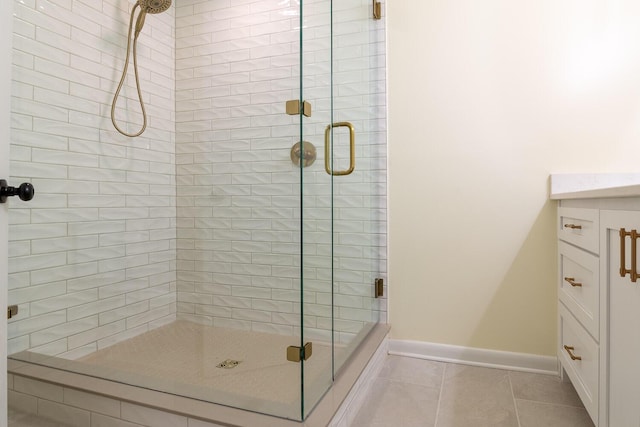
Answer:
[0,180,35,203]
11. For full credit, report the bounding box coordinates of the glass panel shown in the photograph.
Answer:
[7,0,305,421]
[330,1,387,374]
[300,0,335,418]
[5,0,386,421]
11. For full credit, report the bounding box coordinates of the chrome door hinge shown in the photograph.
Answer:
[287,342,313,362]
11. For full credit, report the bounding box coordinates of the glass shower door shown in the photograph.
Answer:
[299,0,387,419]
[330,0,387,376]
[298,0,335,419]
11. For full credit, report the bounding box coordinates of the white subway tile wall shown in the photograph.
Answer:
[8,0,386,359]
[8,373,230,427]
[8,0,177,356]
[174,0,387,345]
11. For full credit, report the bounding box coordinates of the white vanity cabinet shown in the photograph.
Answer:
[555,193,640,427]
[557,206,601,424]
[601,210,640,427]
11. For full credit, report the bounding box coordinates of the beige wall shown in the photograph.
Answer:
[387,0,640,355]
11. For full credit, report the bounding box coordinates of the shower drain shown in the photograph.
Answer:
[216,359,242,369]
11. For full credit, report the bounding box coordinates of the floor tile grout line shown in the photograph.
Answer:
[510,397,595,427]
[433,362,447,427]
[508,371,523,427]
[513,397,593,410]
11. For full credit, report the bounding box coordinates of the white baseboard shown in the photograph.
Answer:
[389,339,558,375]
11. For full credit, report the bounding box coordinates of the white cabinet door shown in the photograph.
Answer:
[602,210,640,427]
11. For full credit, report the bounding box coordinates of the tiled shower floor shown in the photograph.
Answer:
[77,320,334,414]
[11,320,336,420]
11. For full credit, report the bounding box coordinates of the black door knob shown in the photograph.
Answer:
[0,180,35,203]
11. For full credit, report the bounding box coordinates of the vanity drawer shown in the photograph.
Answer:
[559,303,599,424]
[558,207,599,254]
[558,241,599,340]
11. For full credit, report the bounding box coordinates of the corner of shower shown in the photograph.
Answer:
[6,0,388,423]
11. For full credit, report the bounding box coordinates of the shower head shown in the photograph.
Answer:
[134,0,171,37]
[138,0,172,14]
[113,0,171,137]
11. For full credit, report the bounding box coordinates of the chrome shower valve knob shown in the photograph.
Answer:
[0,179,35,203]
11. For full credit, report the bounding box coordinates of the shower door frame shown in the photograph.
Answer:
[0,0,12,419]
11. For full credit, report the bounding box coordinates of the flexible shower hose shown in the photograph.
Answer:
[111,3,147,137]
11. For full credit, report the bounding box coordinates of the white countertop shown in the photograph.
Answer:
[550,174,640,200]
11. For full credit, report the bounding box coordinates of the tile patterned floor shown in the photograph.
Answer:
[9,408,72,427]
[351,355,596,427]
[8,355,596,427]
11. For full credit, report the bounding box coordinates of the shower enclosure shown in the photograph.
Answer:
[7,0,386,421]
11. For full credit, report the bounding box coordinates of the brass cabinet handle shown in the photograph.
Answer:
[563,277,582,287]
[620,228,640,283]
[564,223,582,230]
[324,122,355,176]
[563,345,582,361]
[633,230,638,283]
[621,228,628,278]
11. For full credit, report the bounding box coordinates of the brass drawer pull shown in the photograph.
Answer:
[564,223,582,230]
[563,345,582,361]
[564,277,582,287]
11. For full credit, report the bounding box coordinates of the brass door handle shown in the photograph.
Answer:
[563,345,582,361]
[564,223,582,230]
[563,277,582,287]
[324,122,355,176]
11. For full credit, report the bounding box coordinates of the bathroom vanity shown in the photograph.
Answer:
[551,174,640,427]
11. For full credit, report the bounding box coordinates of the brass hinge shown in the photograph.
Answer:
[374,278,384,298]
[373,0,382,20]
[287,342,313,362]
[285,100,312,117]
[7,305,18,319]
